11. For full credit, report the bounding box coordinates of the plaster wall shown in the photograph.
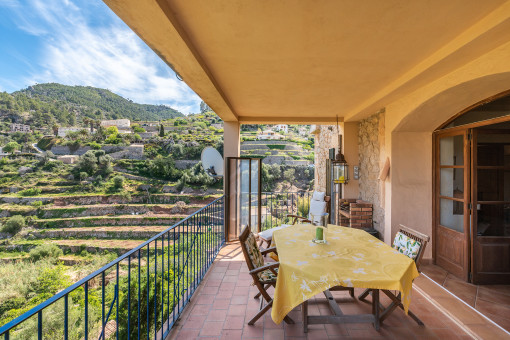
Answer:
[379,40,510,261]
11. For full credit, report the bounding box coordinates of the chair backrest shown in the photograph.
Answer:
[394,224,430,271]
[308,191,330,222]
[239,225,265,272]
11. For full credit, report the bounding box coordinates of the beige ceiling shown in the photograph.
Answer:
[105,0,509,123]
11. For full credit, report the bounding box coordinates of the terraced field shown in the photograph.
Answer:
[0,192,221,257]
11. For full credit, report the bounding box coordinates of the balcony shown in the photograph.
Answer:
[1,192,509,339]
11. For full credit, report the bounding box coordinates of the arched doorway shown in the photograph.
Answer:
[434,91,510,284]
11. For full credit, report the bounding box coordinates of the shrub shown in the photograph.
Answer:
[113,175,125,189]
[1,215,25,235]
[30,201,43,207]
[80,172,88,181]
[19,188,42,196]
[88,141,101,150]
[29,244,63,262]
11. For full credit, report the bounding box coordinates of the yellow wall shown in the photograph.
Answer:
[381,40,510,261]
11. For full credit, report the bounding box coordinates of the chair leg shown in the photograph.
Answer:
[254,283,270,299]
[248,299,273,325]
[358,288,371,302]
[349,287,355,298]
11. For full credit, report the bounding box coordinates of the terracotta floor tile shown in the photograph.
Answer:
[228,304,247,316]
[243,324,265,338]
[224,315,246,330]
[221,329,243,339]
[421,264,448,285]
[190,304,212,316]
[196,294,215,305]
[206,308,228,322]
[182,315,207,329]
[477,286,510,306]
[212,298,231,310]
[264,328,285,340]
[200,321,224,336]
[443,275,477,307]
[176,328,200,339]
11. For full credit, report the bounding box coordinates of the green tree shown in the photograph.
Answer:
[3,141,20,154]
[159,124,165,137]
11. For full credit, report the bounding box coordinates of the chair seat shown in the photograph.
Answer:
[257,224,291,241]
[258,267,279,283]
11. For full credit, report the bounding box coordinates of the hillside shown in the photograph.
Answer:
[0,83,183,128]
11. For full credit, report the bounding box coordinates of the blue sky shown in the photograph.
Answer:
[0,0,202,114]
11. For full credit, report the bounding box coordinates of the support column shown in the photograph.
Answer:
[342,122,360,199]
[223,121,240,241]
[223,121,241,160]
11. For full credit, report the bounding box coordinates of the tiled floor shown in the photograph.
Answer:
[168,243,473,339]
[421,264,510,332]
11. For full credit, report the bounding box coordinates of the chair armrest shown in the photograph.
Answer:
[286,214,308,225]
[249,262,279,275]
[261,246,277,255]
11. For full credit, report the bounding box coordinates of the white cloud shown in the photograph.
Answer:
[6,0,202,114]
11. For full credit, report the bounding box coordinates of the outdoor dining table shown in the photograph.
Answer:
[271,224,419,331]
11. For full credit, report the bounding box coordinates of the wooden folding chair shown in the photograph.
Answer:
[259,195,331,249]
[239,225,294,325]
[358,224,430,325]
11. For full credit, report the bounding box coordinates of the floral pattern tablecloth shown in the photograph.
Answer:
[271,224,419,324]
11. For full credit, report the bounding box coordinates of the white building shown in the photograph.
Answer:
[274,124,288,133]
[257,130,283,140]
[10,123,31,133]
[100,119,131,129]
[58,127,86,137]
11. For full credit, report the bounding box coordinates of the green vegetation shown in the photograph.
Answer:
[1,215,26,235]
[29,244,63,262]
[0,83,183,128]
[267,144,286,150]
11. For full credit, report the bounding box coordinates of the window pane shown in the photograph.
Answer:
[440,135,464,166]
[477,204,510,237]
[440,168,464,198]
[439,198,464,232]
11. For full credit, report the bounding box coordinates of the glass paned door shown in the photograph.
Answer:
[471,129,510,284]
[435,130,470,281]
[225,157,262,241]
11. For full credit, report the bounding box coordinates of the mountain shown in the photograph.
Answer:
[0,83,184,128]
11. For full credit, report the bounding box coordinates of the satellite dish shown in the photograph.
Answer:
[201,147,224,178]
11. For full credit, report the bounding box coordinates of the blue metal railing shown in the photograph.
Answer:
[261,191,312,231]
[0,195,224,340]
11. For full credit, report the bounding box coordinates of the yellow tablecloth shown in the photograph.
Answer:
[271,224,419,324]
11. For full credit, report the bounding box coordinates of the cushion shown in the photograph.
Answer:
[312,191,326,202]
[258,267,279,283]
[308,200,327,221]
[392,232,421,260]
[244,232,264,268]
[258,224,291,241]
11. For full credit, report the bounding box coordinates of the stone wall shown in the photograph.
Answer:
[313,125,339,192]
[358,111,386,236]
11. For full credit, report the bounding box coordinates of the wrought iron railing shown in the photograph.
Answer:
[261,191,312,231]
[0,196,224,340]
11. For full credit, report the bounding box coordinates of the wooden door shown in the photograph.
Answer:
[471,129,510,284]
[434,130,471,280]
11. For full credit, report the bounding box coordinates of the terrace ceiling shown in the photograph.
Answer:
[104,0,510,123]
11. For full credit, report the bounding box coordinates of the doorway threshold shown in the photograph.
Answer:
[414,265,510,339]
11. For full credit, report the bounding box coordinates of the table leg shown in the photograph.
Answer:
[372,289,380,331]
[302,301,308,333]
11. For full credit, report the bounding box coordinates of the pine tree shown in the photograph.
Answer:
[159,124,165,137]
